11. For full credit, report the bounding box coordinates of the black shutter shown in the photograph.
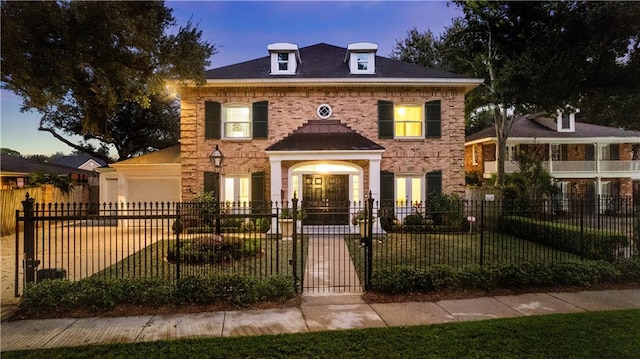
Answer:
[425,100,441,138]
[204,172,220,199]
[610,144,619,160]
[380,171,395,207]
[426,171,442,197]
[561,144,569,161]
[585,145,595,161]
[251,171,266,210]
[378,100,394,139]
[252,101,268,139]
[205,101,221,139]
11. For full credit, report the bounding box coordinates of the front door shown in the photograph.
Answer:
[302,175,349,224]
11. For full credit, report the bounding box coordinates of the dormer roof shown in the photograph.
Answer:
[204,43,483,92]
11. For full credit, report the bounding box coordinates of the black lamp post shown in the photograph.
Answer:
[209,145,224,234]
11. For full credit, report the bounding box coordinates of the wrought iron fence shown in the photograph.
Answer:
[13,194,639,297]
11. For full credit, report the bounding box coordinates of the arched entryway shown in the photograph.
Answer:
[291,161,361,225]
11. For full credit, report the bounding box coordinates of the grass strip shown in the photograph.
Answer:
[4,310,639,358]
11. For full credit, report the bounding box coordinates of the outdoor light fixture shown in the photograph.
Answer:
[209,145,224,172]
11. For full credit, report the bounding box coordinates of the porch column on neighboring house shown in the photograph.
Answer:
[270,159,282,204]
[594,143,601,174]
[369,159,381,201]
[595,176,602,197]
[548,144,553,173]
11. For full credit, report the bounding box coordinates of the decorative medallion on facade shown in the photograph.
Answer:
[317,104,332,119]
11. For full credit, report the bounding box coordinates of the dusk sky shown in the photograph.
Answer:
[0,1,462,157]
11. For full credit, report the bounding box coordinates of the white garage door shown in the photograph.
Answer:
[127,178,181,204]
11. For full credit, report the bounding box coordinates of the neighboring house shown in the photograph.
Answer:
[0,154,95,190]
[51,155,108,172]
[171,42,481,224]
[464,112,640,204]
[98,145,181,204]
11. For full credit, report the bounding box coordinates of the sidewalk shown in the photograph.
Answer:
[2,289,639,352]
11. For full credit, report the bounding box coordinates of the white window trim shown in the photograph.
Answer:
[270,52,297,75]
[349,52,375,74]
[556,109,578,132]
[472,144,479,165]
[222,103,252,140]
[394,103,424,139]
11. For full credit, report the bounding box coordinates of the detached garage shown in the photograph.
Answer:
[98,145,181,204]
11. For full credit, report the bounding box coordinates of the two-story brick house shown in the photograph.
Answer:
[465,112,640,205]
[174,42,481,224]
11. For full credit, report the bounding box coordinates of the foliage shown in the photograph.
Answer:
[279,207,305,220]
[402,1,640,185]
[427,192,465,228]
[167,236,261,264]
[503,149,558,214]
[500,215,629,261]
[1,1,216,162]
[390,28,440,68]
[19,275,296,315]
[28,172,74,193]
[371,257,640,294]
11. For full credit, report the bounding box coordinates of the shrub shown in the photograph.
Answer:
[427,193,464,228]
[19,275,297,315]
[369,259,640,295]
[500,215,629,261]
[256,217,271,233]
[167,236,261,264]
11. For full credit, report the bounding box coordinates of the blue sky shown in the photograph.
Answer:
[0,1,461,156]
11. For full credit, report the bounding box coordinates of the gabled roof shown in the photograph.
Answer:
[51,155,108,169]
[205,43,481,88]
[465,114,640,143]
[111,145,180,165]
[266,120,384,152]
[0,155,93,176]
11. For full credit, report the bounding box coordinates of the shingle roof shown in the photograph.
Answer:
[206,43,466,80]
[0,155,93,175]
[265,120,384,151]
[112,145,180,165]
[465,114,640,142]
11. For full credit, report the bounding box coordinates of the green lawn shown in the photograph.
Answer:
[346,232,581,278]
[4,310,639,358]
[95,234,302,281]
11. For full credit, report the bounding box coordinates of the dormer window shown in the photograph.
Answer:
[346,42,377,74]
[268,43,300,75]
[556,108,578,132]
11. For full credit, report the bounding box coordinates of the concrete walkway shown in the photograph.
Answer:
[2,289,639,352]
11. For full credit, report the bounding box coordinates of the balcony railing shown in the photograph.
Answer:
[483,160,640,176]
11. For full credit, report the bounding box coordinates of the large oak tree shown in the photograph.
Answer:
[1,1,216,162]
[392,1,640,186]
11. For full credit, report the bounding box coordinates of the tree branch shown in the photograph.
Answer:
[38,125,113,164]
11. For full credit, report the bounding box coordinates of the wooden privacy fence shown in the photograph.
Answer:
[1,185,86,235]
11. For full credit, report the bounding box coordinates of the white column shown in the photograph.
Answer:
[270,159,282,204]
[368,159,381,201]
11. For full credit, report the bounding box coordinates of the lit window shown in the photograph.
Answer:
[472,144,479,165]
[396,176,422,204]
[394,105,423,138]
[224,176,250,203]
[223,104,251,139]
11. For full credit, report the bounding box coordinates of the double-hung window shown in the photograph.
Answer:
[378,100,441,139]
[394,105,423,138]
[223,104,251,139]
[277,53,290,71]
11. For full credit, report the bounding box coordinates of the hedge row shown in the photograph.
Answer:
[371,257,640,294]
[500,215,629,261]
[18,274,295,316]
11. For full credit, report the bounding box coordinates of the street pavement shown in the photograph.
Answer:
[1,289,639,352]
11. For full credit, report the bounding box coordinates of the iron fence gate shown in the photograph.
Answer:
[12,193,638,298]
